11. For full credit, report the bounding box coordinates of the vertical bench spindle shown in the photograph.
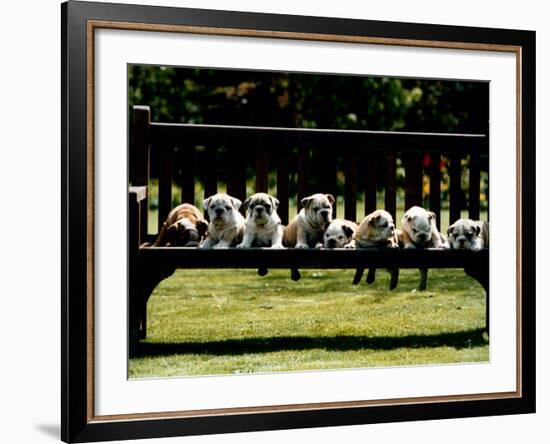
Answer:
[297,147,310,211]
[385,153,397,222]
[180,145,196,205]
[364,152,378,216]
[255,149,269,193]
[276,149,290,225]
[203,146,218,200]
[429,153,442,229]
[449,154,462,224]
[344,150,358,221]
[405,153,424,210]
[469,151,481,220]
[157,145,173,232]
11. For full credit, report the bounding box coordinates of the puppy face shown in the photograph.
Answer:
[301,193,335,227]
[242,193,279,226]
[361,210,396,242]
[166,219,208,247]
[402,206,436,245]
[323,220,355,248]
[447,219,481,250]
[203,193,242,226]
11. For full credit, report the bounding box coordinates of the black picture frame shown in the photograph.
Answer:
[62,1,536,442]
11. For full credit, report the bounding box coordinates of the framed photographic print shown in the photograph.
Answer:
[62,0,536,442]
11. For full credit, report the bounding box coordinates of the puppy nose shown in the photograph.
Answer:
[327,239,336,248]
[417,233,427,241]
[255,207,263,213]
[215,208,223,215]
[459,239,465,245]
[389,223,395,230]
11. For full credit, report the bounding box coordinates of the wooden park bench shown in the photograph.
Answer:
[128,105,489,356]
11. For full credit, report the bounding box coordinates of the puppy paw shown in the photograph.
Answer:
[212,244,229,249]
[271,244,284,249]
[314,243,324,249]
[236,243,245,249]
[295,243,308,249]
[404,243,416,249]
[344,243,355,249]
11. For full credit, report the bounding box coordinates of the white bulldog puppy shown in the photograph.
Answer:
[200,193,245,249]
[323,219,358,249]
[283,193,335,248]
[401,206,448,249]
[447,219,489,251]
[237,193,284,248]
[401,206,448,290]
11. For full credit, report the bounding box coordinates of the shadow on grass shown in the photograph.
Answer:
[136,328,488,358]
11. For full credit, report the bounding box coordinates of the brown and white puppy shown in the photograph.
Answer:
[401,206,448,249]
[353,210,400,289]
[153,203,208,247]
[401,206,448,290]
[200,193,245,249]
[283,193,335,249]
[447,219,489,251]
[355,210,400,249]
[323,219,358,249]
[237,193,284,248]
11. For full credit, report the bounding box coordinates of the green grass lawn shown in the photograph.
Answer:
[129,268,488,378]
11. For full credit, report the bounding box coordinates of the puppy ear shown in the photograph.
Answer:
[368,214,380,226]
[301,196,313,209]
[474,224,481,237]
[342,225,354,239]
[325,194,336,205]
[231,197,242,210]
[196,220,208,238]
[165,223,181,240]
[270,196,280,209]
[242,197,252,212]
[202,196,212,210]
[428,211,436,222]
[447,224,454,237]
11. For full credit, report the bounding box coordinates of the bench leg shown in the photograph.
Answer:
[418,268,428,291]
[464,265,490,333]
[129,261,175,357]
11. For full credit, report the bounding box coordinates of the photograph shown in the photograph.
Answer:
[127,65,490,378]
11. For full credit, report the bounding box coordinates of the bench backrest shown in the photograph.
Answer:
[130,105,488,237]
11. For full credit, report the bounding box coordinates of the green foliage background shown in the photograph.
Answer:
[129,65,488,133]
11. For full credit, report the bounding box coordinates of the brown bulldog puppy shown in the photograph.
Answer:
[153,203,208,247]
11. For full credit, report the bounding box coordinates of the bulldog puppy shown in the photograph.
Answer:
[237,193,284,249]
[401,206,448,290]
[200,193,245,249]
[353,210,400,289]
[323,219,358,249]
[283,193,335,249]
[401,206,448,249]
[447,219,489,251]
[153,203,208,247]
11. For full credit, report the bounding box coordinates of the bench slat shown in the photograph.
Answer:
[139,246,489,270]
[385,153,397,222]
[150,122,488,154]
[318,150,338,218]
[405,153,424,210]
[364,152,377,217]
[226,146,247,207]
[158,145,173,231]
[297,147,310,212]
[276,149,290,225]
[179,146,196,205]
[469,151,481,220]
[429,153,442,230]
[255,149,269,193]
[203,146,217,200]
[449,154,462,224]
[344,150,358,221]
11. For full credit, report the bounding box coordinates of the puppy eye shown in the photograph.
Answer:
[412,228,418,233]
[338,235,344,240]
[313,206,319,211]
[381,222,388,228]
[225,206,231,210]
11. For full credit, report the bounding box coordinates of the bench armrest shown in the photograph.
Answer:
[129,185,147,203]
